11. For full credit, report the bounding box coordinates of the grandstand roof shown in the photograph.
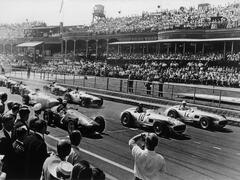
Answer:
[17,41,43,47]
[109,38,240,45]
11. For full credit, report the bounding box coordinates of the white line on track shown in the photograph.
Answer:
[193,141,201,144]
[47,134,134,174]
[106,129,131,133]
[236,153,240,156]
[213,146,221,150]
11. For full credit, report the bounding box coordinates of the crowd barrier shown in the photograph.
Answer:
[6,68,240,111]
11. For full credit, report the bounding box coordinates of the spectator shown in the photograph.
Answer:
[129,133,166,180]
[0,115,15,178]
[24,119,49,179]
[41,139,72,180]
[92,167,106,180]
[127,73,134,93]
[70,161,92,180]
[67,130,83,165]
[144,77,152,95]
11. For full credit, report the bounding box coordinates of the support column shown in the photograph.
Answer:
[202,43,205,55]
[117,44,120,54]
[223,41,226,57]
[85,40,88,57]
[183,43,185,55]
[73,40,76,56]
[33,47,36,62]
[65,40,67,57]
[61,40,64,54]
[146,44,149,54]
[106,39,109,57]
[175,43,177,54]
[129,45,132,54]
[194,43,197,54]
[42,43,45,58]
[133,44,135,54]
[167,45,169,55]
[95,40,98,58]
[231,41,234,54]
[11,44,13,54]
[142,44,145,55]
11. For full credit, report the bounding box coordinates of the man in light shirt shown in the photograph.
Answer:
[129,133,166,180]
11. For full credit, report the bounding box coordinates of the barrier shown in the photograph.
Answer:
[7,68,240,111]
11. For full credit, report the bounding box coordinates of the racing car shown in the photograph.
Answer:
[43,106,105,135]
[164,105,228,129]
[64,90,103,108]
[43,83,69,96]
[120,107,186,136]
[0,75,7,86]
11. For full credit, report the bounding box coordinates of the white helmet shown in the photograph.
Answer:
[33,103,42,111]
[182,100,187,105]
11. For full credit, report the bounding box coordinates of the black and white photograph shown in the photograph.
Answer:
[0,0,240,179]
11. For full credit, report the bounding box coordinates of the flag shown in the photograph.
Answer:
[59,0,64,14]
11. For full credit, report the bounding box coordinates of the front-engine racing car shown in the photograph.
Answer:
[22,90,105,135]
[120,106,186,136]
[43,105,105,135]
[43,82,69,96]
[64,90,103,108]
[165,105,228,129]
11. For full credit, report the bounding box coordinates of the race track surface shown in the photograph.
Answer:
[2,80,240,180]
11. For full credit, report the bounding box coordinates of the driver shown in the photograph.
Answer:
[74,87,79,93]
[180,101,189,110]
[57,100,67,113]
[136,103,144,113]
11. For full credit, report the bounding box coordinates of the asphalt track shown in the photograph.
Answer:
[3,80,240,180]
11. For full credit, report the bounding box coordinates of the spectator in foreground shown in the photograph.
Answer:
[92,167,106,180]
[41,139,72,180]
[129,133,166,180]
[67,130,83,165]
[24,119,49,179]
[70,161,92,180]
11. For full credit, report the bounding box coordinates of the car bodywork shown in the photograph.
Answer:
[120,107,186,136]
[64,90,103,107]
[43,106,105,135]
[164,105,228,129]
[43,83,68,96]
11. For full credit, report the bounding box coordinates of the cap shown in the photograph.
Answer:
[19,106,30,114]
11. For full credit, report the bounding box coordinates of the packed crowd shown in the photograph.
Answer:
[90,2,240,34]
[0,92,106,180]
[29,57,240,88]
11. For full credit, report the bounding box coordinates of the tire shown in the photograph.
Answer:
[121,112,133,127]
[67,121,76,134]
[97,98,103,107]
[43,110,53,125]
[64,93,72,103]
[167,110,179,119]
[200,117,212,129]
[22,95,30,105]
[94,116,105,133]
[153,122,170,137]
[80,99,89,107]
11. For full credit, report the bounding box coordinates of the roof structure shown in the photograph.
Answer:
[16,41,43,47]
[109,38,240,45]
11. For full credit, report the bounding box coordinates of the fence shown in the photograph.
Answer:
[6,68,240,111]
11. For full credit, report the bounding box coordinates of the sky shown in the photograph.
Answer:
[0,0,239,26]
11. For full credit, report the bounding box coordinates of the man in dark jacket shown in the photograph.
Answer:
[23,119,49,179]
[0,114,15,177]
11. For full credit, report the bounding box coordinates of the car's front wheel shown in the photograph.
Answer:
[200,117,212,129]
[121,112,133,127]
[167,110,179,119]
[94,116,105,133]
[97,98,103,107]
[80,99,90,107]
[153,122,170,137]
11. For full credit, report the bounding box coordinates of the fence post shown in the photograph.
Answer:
[64,74,66,84]
[106,78,109,90]
[73,74,75,85]
[83,76,85,87]
[135,81,137,94]
[120,79,123,92]
[218,90,222,107]
[171,85,174,99]
[94,76,96,88]
[193,87,196,104]
[47,72,49,80]
[152,83,154,97]
[21,70,22,78]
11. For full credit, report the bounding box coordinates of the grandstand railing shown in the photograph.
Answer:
[7,68,240,111]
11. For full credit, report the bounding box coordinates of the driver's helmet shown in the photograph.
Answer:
[62,100,67,106]
[182,100,187,106]
[76,87,79,91]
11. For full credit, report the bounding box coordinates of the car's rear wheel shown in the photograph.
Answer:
[67,121,76,134]
[153,122,170,137]
[200,117,211,129]
[97,98,103,107]
[80,99,89,107]
[94,116,105,133]
[167,110,179,119]
[64,93,72,103]
[121,112,133,127]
